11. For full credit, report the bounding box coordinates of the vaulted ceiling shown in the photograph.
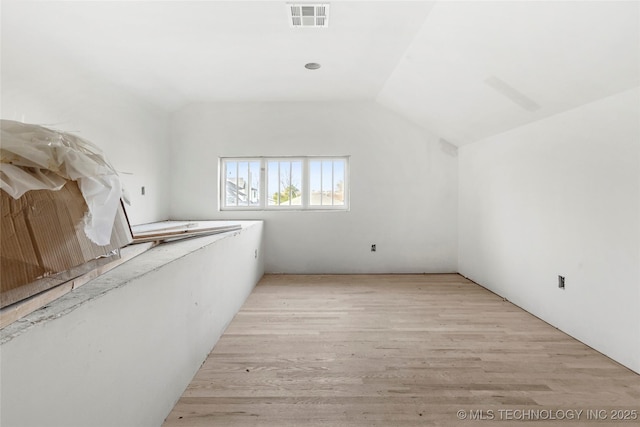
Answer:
[3,0,639,146]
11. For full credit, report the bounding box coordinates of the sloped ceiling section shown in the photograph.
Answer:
[1,0,433,111]
[2,1,639,146]
[377,0,640,146]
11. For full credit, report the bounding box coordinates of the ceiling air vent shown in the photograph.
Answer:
[288,4,329,28]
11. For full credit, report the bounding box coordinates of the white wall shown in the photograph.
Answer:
[169,101,458,274]
[0,222,264,427]
[459,87,640,374]
[1,47,170,225]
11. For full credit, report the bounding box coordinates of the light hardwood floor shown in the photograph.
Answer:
[163,274,640,426]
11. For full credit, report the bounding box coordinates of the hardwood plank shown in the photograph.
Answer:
[163,274,640,427]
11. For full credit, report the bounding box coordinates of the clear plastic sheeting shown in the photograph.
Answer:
[0,120,122,246]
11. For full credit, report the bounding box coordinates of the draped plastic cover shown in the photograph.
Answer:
[0,120,122,246]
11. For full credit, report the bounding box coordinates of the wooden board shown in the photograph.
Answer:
[131,221,242,243]
[0,242,155,329]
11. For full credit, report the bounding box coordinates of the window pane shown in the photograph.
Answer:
[332,159,345,206]
[309,160,322,205]
[224,161,238,206]
[247,161,260,206]
[290,161,302,205]
[278,162,290,205]
[237,161,249,206]
[309,159,345,207]
[322,160,333,205]
[268,160,302,206]
[223,160,260,208]
[267,161,280,206]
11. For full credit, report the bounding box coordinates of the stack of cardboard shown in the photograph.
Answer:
[1,121,132,309]
[1,182,132,308]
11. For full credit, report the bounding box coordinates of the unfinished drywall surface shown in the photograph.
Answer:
[169,101,458,273]
[1,36,170,225]
[458,87,640,373]
[0,222,264,427]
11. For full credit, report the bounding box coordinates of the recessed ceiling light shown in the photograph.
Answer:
[305,62,321,70]
[288,4,329,28]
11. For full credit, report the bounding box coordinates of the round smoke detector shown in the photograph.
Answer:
[305,62,321,70]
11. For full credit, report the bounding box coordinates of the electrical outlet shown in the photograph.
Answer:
[371,244,376,252]
[141,186,146,196]
[254,249,258,259]
[558,275,565,289]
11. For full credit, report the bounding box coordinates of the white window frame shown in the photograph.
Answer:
[265,157,305,210]
[220,158,262,209]
[219,156,349,211]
